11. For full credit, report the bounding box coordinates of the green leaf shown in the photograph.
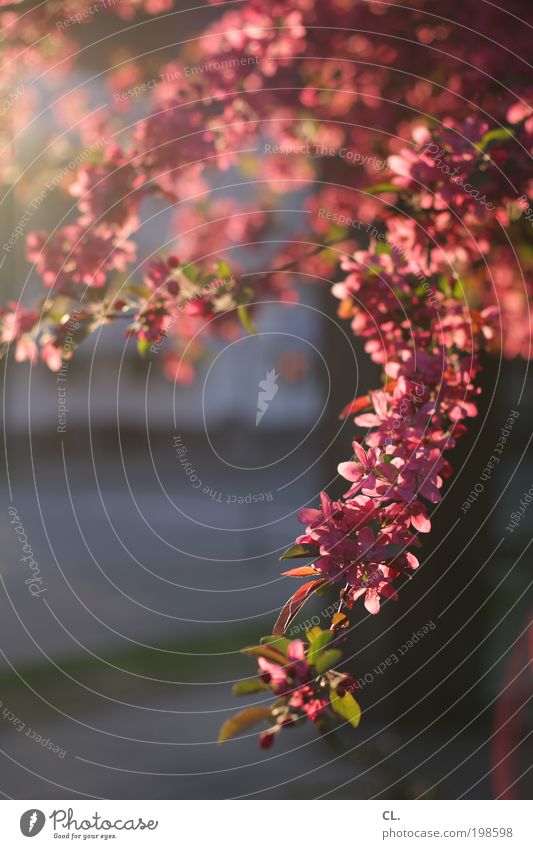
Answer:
[280,543,319,561]
[452,278,463,299]
[180,263,200,283]
[315,580,334,598]
[327,223,349,241]
[437,274,451,295]
[375,241,393,257]
[215,260,234,280]
[307,629,334,665]
[218,707,271,743]
[475,127,514,152]
[241,644,287,665]
[330,689,362,729]
[126,283,151,298]
[331,611,349,630]
[313,649,343,675]
[232,678,269,696]
[305,626,324,643]
[137,338,151,357]
[259,635,291,655]
[237,304,256,335]
[363,182,397,195]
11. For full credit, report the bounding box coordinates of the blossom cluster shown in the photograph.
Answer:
[4,0,531,374]
[219,628,360,748]
[278,242,496,625]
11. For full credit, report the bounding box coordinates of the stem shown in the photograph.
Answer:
[249,237,351,280]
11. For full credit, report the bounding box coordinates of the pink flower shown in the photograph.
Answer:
[289,686,328,721]
[298,490,343,527]
[257,638,311,695]
[258,656,289,693]
[27,226,136,293]
[380,499,431,535]
[338,441,380,497]
[70,146,147,236]
[345,563,398,615]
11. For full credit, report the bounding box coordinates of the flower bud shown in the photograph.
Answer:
[259,730,275,749]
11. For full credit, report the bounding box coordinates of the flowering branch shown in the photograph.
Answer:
[0,0,531,754]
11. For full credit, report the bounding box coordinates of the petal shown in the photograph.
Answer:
[419,480,442,503]
[344,482,363,498]
[354,413,381,427]
[337,462,362,483]
[295,533,313,544]
[364,589,381,615]
[373,392,389,417]
[357,526,375,551]
[405,552,419,570]
[287,639,305,661]
[379,583,398,602]
[298,508,322,524]
[388,154,411,177]
[351,441,368,465]
[410,508,431,533]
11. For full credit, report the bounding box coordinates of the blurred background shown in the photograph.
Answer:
[0,1,531,800]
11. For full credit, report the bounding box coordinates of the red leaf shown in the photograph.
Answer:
[339,395,371,420]
[339,380,399,420]
[273,579,326,636]
[281,565,320,577]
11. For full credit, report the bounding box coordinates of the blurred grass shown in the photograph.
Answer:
[0,619,274,720]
